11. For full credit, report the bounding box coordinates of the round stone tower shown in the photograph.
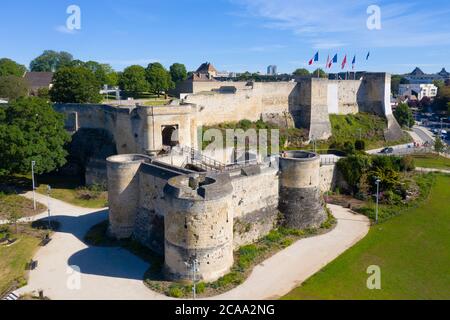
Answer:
[279,150,327,229]
[163,173,234,282]
[106,154,150,239]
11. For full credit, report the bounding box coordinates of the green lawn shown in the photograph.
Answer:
[1,174,107,209]
[412,154,450,170]
[283,174,450,300]
[0,228,43,297]
[0,193,46,220]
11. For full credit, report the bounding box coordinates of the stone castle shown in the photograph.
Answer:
[54,72,402,282]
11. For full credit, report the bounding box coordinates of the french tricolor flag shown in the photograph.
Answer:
[352,55,356,70]
[309,51,319,65]
[328,54,338,68]
[341,54,347,70]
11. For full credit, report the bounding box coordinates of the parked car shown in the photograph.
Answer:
[379,147,394,154]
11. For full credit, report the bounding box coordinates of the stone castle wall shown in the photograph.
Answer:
[106,150,332,282]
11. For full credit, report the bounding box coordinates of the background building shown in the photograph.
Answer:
[399,83,438,100]
[267,65,277,76]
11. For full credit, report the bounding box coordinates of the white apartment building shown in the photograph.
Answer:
[398,83,438,100]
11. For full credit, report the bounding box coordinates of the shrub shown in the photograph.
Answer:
[196,282,206,294]
[355,139,365,151]
[337,155,372,193]
[167,284,184,298]
[238,244,263,269]
[400,155,415,171]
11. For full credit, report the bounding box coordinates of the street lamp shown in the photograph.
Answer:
[47,185,52,230]
[31,161,36,211]
[184,257,199,300]
[375,178,381,224]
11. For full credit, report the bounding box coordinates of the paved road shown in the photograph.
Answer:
[15,194,370,300]
[413,126,435,145]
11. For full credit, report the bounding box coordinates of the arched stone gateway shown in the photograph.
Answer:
[162,125,179,147]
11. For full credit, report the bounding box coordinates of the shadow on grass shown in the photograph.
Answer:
[0,173,84,195]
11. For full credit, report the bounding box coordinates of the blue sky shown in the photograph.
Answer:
[1,0,449,74]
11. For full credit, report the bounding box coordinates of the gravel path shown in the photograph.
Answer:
[15,194,370,300]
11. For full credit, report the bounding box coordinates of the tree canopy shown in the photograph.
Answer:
[50,66,102,103]
[393,103,415,128]
[170,63,187,83]
[0,58,27,77]
[119,65,149,96]
[30,50,73,72]
[84,61,118,87]
[312,68,328,78]
[293,68,310,76]
[0,97,71,176]
[0,76,28,100]
[432,85,450,113]
[146,63,173,97]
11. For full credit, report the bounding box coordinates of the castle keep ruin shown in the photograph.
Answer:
[53,72,402,282]
[106,149,325,282]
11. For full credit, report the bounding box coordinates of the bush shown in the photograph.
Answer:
[355,139,366,151]
[167,285,184,298]
[196,282,206,294]
[400,156,415,171]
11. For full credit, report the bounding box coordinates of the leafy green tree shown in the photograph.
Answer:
[0,97,71,176]
[0,76,28,100]
[434,137,445,153]
[432,85,450,113]
[30,50,73,72]
[84,61,118,86]
[146,63,173,97]
[50,66,102,103]
[393,103,415,128]
[391,75,404,95]
[312,68,327,78]
[0,58,27,77]
[433,79,445,88]
[119,65,149,97]
[169,63,187,83]
[293,68,310,76]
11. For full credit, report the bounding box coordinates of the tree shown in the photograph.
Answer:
[169,63,187,83]
[312,68,327,78]
[0,58,27,77]
[393,103,414,128]
[433,79,445,88]
[391,75,404,96]
[293,68,310,76]
[0,76,28,100]
[84,61,118,87]
[29,50,73,72]
[0,97,71,176]
[434,137,445,153]
[145,63,173,97]
[50,66,102,103]
[119,65,149,97]
[432,85,450,113]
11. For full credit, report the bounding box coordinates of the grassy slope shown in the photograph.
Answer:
[0,194,46,220]
[35,184,107,208]
[0,174,107,209]
[283,174,450,300]
[327,113,412,150]
[412,154,450,170]
[0,234,41,296]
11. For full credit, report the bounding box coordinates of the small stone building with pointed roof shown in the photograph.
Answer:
[196,62,218,78]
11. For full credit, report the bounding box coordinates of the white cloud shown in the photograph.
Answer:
[231,0,450,48]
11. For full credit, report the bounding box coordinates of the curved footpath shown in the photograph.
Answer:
[15,193,370,300]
